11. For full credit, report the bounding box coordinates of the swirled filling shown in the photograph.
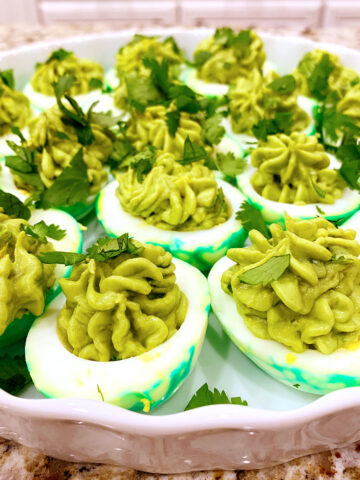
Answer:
[250,132,345,204]
[221,215,360,354]
[194,28,265,84]
[116,150,230,231]
[0,78,32,136]
[31,51,104,96]
[293,49,359,99]
[22,105,113,194]
[57,242,188,361]
[116,35,183,78]
[229,70,310,134]
[126,105,210,157]
[0,213,55,335]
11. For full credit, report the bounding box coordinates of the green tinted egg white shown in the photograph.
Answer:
[25,258,209,411]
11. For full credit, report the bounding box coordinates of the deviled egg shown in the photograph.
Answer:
[26,237,209,411]
[209,213,360,395]
[0,197,82,349]
[97,149,247,271]
[236,132,360,224]
[23,48,104,112]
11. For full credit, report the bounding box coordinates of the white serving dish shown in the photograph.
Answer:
[1,28,360,474]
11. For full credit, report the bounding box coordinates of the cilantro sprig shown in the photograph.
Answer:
[0,69,15,89]
[20,221,66,244]
[185,383,248,411]
[180,136,209,165]
[38,233,141,266]
[252,112,293,140]
[46,48,72,64]
[0,189,30,220]
[130,146,157,183]
[236,201,270,239]
[215,152,246,177]
[267,75,296,95]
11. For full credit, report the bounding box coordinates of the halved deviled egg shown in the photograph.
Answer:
[23,48,104,113]
[0,205,82,349]
[97,149,247,272]
[236,132,360,224]
[26,240,209,411]
[209,213,360,395]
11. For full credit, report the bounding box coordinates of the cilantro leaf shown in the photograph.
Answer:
[125,73,162,112]
[236,201,270,239]
[166,110,180,137]
[56,130,70,140]
[86,234,141,261]
[184,383,248,411]
[109,124,136,169]
[203,113,225,145]
[164,36,181,55]
[130,146,157,183]
[337,144,360,190]
[308,54,334,100]
[239,254,290,286]
[39,148,90,208]
[194,50,212,67]
[143,57,170,95]
[53,75,94,146]
[180,136,208,165]
[21,221,66,243]
[0,355,31,395]
[232,30,251,58]
[252,112,293,141]
[215,188,227,217]
[330,253,354,264]
[38,234,140,265]
[0,69,15,89]
[267,74,296,95]
[214,27,235,47]
[38,251,86,266]
[215,152,246,177]
[0,190,30,220]
[88,77,103,90]
[46,48,72,64]
[168,84,201,114]
[310,177,326,198]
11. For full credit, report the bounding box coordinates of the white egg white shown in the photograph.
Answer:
[23,82,102,113]
[25,258,209,411]
[96,178,247,272]
[208,224,360,396]
[236,153,360,224]
[0,207,83,349]
[104,68,120,90]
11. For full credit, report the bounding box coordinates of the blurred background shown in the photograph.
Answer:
[1,0,360,28]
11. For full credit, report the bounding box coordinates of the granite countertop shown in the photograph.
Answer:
[1,22,360,480]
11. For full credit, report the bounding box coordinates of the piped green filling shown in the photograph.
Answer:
[222,215,360,354]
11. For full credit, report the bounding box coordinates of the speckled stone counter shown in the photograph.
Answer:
[1,23,360,480]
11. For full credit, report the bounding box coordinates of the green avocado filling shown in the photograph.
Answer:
[116,150,229,231]
[126,104,211,158]
[221,215,360,354]
[337,83,360,126]
[229,70,310,134]
[113,35,183,110]
[23,105,113,194]
[250,132,346,204]
[194,28,265,84]
[0,74,32,136]
[293,49,359,99]
[57,242,188,361]
[31,49,104,96]
[0,212,55,336]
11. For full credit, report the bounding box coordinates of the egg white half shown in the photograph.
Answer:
[81,92,129,120]
[208,243,360,395]
[0,207,83,349]
[236,153,360,224]
[25,258,209,411]
[104,68,120,90]
[96,178,247,272]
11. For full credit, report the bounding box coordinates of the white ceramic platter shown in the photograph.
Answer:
[1,28,360,474]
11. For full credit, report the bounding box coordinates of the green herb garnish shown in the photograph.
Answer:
[38,233,140,265]
[203,113,225,145]
[310,177,326,198]
[337,144,360,191]
[165,110,180,137]
[194,50,212,67]
[267,75,296,95]
[0,190,30,220]
[308,54,334,100]
[215,152,246,177]
[46,48,72,64]
[88,77,103,90]
[239,254,290,286]
[130,146,157,183]
[184,383,248,411]
[0,355,31,395]
[180,136,209,165]
[236,201,270,239]
[21,221,66,243]
[252,112,293,140]
[0,69,15,89]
